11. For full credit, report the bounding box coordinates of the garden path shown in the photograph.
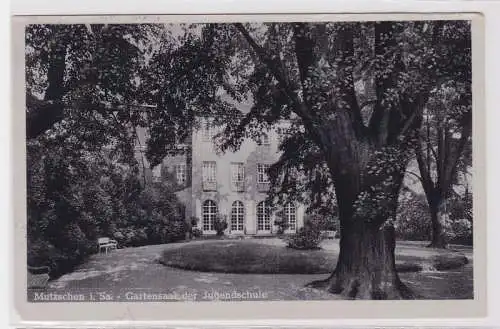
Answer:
[36,239,473,301]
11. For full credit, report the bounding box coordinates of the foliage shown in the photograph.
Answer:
[27,133,188,277]
[395,188,431,240]
[25,22,472,295]
[26,24,191,277]
[213,214,228,236]
[447,189,473,244]
[287,216,325,250]
[190,217,200,227]
[140,22,471,240]
[395,187,472,244]
[273,210,289,235]
[191,228,203,238]
[304,213,338,231]
[411,21,472,246]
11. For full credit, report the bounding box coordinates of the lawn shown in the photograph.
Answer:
[37,239,473,301]
[160,239,469,274]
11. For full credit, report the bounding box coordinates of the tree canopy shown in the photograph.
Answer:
[25,20,472,298]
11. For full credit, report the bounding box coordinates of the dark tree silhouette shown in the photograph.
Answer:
[143,21,471,299]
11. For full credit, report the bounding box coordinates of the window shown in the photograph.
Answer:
[231,201,245,231]
[152,165,161,183]
[202,161,217,191]
[262,134,270,145]
[257,201,272,231]
[257,164,270,183]
[202,120,215,141]
[202,200,217,231]
[284,203,296,231]
[231,162,245,191]
[202,161,217,182]
[256,133,270,146]
[175,163,187,185]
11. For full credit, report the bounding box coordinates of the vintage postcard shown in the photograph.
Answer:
[12,12,486,322]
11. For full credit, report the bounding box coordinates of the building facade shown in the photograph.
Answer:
[134,119,305,236]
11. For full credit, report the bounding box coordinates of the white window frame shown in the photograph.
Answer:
[231,201,245,232]
[231,162,245,187]
[284,203,297,232]
[257,201,272,232]
[202,120,215,142]
[202,200,218,232]
[152,165,161,182]
[261,134,270,145]
[257,164,270,183]
[256,133,270,146]
[175,163,187,185]
[202,161,217,183]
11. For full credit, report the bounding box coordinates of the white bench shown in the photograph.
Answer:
[321,230,337,239]
[98,237,118,254]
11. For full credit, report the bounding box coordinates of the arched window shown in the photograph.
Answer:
[257,201,272,232]
[284,203,296,231]
[202,200,217,231]
[231,201,245,232]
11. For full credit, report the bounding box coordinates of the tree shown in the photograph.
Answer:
[25,24,187,276]
[414,80,472,248]
[25,23,158,140]
[142,21,470,299]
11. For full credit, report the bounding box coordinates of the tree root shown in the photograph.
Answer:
[305,271,335,289]
[305,273,419,300]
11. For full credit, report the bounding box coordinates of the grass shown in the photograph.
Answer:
[160,240,333,274]
[160,240,469,274]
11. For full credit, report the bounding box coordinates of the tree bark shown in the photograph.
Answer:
[307,130,416,299]
[427,199,449,248]
[236,22,420,299]
[332,222,414,299]
[308,208,415,299]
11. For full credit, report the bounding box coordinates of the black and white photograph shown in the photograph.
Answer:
[21,16,479,307]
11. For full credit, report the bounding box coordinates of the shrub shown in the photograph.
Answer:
[26,131,188,278]
[273,210,289,235]
[303,213,338,231]
[395,190,431,240]
[163,220,189,243]
[287,216,324,250]
[192,228,203,238]
[287,226,323,250]
[190,217,199,227]
[213,214,228,236]
[448,218,473,245]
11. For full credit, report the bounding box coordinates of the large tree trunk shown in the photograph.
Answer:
[330,222,415,299]
[309,198,415,299]
[308,128,416,299]
[427,199,449,248]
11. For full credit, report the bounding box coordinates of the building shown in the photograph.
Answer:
[134,118,305,236]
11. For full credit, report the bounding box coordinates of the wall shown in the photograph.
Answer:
[191,120,304,235]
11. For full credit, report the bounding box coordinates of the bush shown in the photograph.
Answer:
[27,232,96,279]
[273,210,289,235]
[395,190,431,240]
[163,220,189,243]
[287,216,324,250]
[192,228,203,238]
[26,136,189,278]
[213,214,228,236]
[303,213,338,231]
[448,218,473,245]
[190,217,199,227]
